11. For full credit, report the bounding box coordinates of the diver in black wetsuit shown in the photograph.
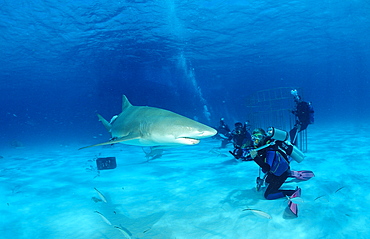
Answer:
[236,127,311,217]
[289,89,314,145]
[217,118,232,148]
[229,122,253,159]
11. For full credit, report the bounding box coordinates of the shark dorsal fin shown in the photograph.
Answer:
[122,95,133,112]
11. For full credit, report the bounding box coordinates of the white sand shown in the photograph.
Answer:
[1,123,369,239]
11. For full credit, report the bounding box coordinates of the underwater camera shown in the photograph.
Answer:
[96,157,117,170]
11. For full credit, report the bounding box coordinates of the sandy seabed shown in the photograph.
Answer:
[1,123,369,239]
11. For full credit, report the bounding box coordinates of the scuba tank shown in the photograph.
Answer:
[267,127,289,141]
[289,144,305,163]
[266,127,305,163]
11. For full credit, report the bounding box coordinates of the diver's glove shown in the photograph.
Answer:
[229,147,242,159]
[241,148,253,161]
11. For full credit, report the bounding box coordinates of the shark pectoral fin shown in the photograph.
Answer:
[97,114,111,131]
[79,134,141,150]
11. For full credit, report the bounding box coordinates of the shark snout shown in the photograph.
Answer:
[177,127,217,141]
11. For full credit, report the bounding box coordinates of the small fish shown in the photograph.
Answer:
[209,149,220,155]
[114,226,132,239]
[143,227,151,233]
[209,149,228,157]
[314,195,330,203]
[94,187,107,203]
[94,211,112,225]
[242,208,272,219]
[91,197,102,203]
[335,186,345,193]
[314,195,326,201]
[286,196,304,204]
[142,147,163,161]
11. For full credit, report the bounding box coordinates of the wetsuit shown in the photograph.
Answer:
[290,98,314,145]
[294,101,312,131]
[230,128,253,159]
[253,142,295,200]
[217,121,231,148]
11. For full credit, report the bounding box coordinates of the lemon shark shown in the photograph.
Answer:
[79,95,217,150]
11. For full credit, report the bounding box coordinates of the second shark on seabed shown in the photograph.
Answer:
[79,95,217,150]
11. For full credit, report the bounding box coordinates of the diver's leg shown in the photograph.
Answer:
[264,172,295,200]
[289,127,298,145]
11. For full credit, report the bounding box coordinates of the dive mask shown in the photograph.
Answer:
[252,133,264,146]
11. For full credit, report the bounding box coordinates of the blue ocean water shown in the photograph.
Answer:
[1,0,369,146]
[1,1,370,238]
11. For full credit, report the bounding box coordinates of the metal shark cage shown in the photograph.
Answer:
[245,87,308,152]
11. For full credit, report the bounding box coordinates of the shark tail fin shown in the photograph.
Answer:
[122,95,133,112]
[97,114,111,131]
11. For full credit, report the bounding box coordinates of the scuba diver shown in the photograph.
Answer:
[229,121,253,159]
[289,89,314,145]
[216,118,232,148]
[240,127,314,217]
[249,128,299,200]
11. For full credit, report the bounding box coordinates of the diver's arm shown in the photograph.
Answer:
[250,150,270,172]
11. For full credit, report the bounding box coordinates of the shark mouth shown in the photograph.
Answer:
[176,137,201,145]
